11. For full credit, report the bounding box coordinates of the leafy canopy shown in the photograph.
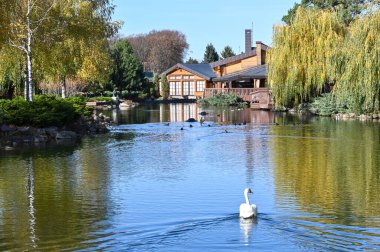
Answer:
[282,0,368,25]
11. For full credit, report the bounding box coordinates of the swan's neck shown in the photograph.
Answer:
[244,191,251,205]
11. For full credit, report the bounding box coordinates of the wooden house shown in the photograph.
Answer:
[160,63,216,99]
[160,29,273,109]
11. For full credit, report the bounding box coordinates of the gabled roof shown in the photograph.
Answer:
[210,50,257,68]
[210,42,270,68]
[213,64,267,82]
[161,63,216,81]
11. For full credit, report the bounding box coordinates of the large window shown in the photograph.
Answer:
[176,81,181,95]
[196,81,205,92]
[189,81,195,95]
[183,82,189,95]
[170,82,176,95]
[169,76,175,80]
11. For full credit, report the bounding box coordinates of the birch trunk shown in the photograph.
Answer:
[61,76,66,98]
[26,0,33,102]
[24,64,29,101]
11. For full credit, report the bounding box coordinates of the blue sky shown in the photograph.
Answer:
[112,0,298,61]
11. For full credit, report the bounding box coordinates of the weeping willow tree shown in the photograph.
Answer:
[268,7,347,108]
[334,10,380,113]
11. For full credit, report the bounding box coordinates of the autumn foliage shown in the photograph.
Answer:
[128,30,189,74]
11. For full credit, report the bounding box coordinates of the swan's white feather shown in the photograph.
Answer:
[239,188,257,219]
[239,203,257,219]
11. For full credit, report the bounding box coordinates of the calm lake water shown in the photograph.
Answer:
[1,103,380,251]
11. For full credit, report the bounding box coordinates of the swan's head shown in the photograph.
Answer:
[244,188,253,194]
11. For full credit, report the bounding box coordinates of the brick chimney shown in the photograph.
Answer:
[245,29,252,53]
[256,41,263,65]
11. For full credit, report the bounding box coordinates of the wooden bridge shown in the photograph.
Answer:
[203,88,274,110]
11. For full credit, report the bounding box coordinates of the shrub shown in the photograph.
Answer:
[198,93,248,107]
[309,93,356,116]
[0,95,92,127]
[87,96,113,102]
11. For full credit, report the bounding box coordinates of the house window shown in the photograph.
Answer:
[183,82,189,95]
[175,75,182,80]
[189,81,195,95]
[183,76,190,79]
[176,81,181,95]
[189,76,195,79]
[170,82,176,95]
[169,76,175,80]
[196,81,205,92]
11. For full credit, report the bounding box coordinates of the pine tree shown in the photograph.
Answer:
[203,43,219,63]
[220,46,236,59]
[161,73,169,99]
[186,57,199,64]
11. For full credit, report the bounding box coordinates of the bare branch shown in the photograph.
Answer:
[9,38,27,53]
[31,0,56,34]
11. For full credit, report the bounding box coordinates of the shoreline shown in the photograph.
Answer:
[0,114,110,151]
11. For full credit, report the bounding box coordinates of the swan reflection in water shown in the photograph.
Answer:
[240,217,257,244]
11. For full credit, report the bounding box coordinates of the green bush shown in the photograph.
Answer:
[198,93,248,107]
[0,95,92,127]
[309,93,357,116]
[87,96,113,102]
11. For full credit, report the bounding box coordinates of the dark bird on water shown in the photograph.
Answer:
[180,127,184,130]
[225,129,229,133]
[190,124,193,128]
[164,123,170,126]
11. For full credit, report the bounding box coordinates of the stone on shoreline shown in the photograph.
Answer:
[56,131,78,140]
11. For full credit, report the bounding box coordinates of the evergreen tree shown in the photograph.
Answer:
[161,73,169,99]
[185,57,199,64]
[152,73,160,97]
[203,43,219,63]
[220,46,236,59]
[110,39,147,96]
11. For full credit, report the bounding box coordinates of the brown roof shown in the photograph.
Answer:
[210,50,257,68]
[213,64,267,82]
[210,42,270,68]
[161,63,216,81]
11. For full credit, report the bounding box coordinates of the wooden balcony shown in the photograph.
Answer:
[204,88,274,110]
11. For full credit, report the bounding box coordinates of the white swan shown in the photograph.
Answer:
[239,188,257,219]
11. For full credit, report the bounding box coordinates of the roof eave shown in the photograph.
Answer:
[161,63,215,81]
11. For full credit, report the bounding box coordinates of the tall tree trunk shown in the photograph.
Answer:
[24,63,29,101]
[61,76,66,98]
[26,0,33,102]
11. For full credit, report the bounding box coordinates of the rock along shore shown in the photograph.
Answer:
[0,113,111,150]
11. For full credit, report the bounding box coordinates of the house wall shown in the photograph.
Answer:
[241,56,258,70]
[164,68,210,98]
[214,55,259,76]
